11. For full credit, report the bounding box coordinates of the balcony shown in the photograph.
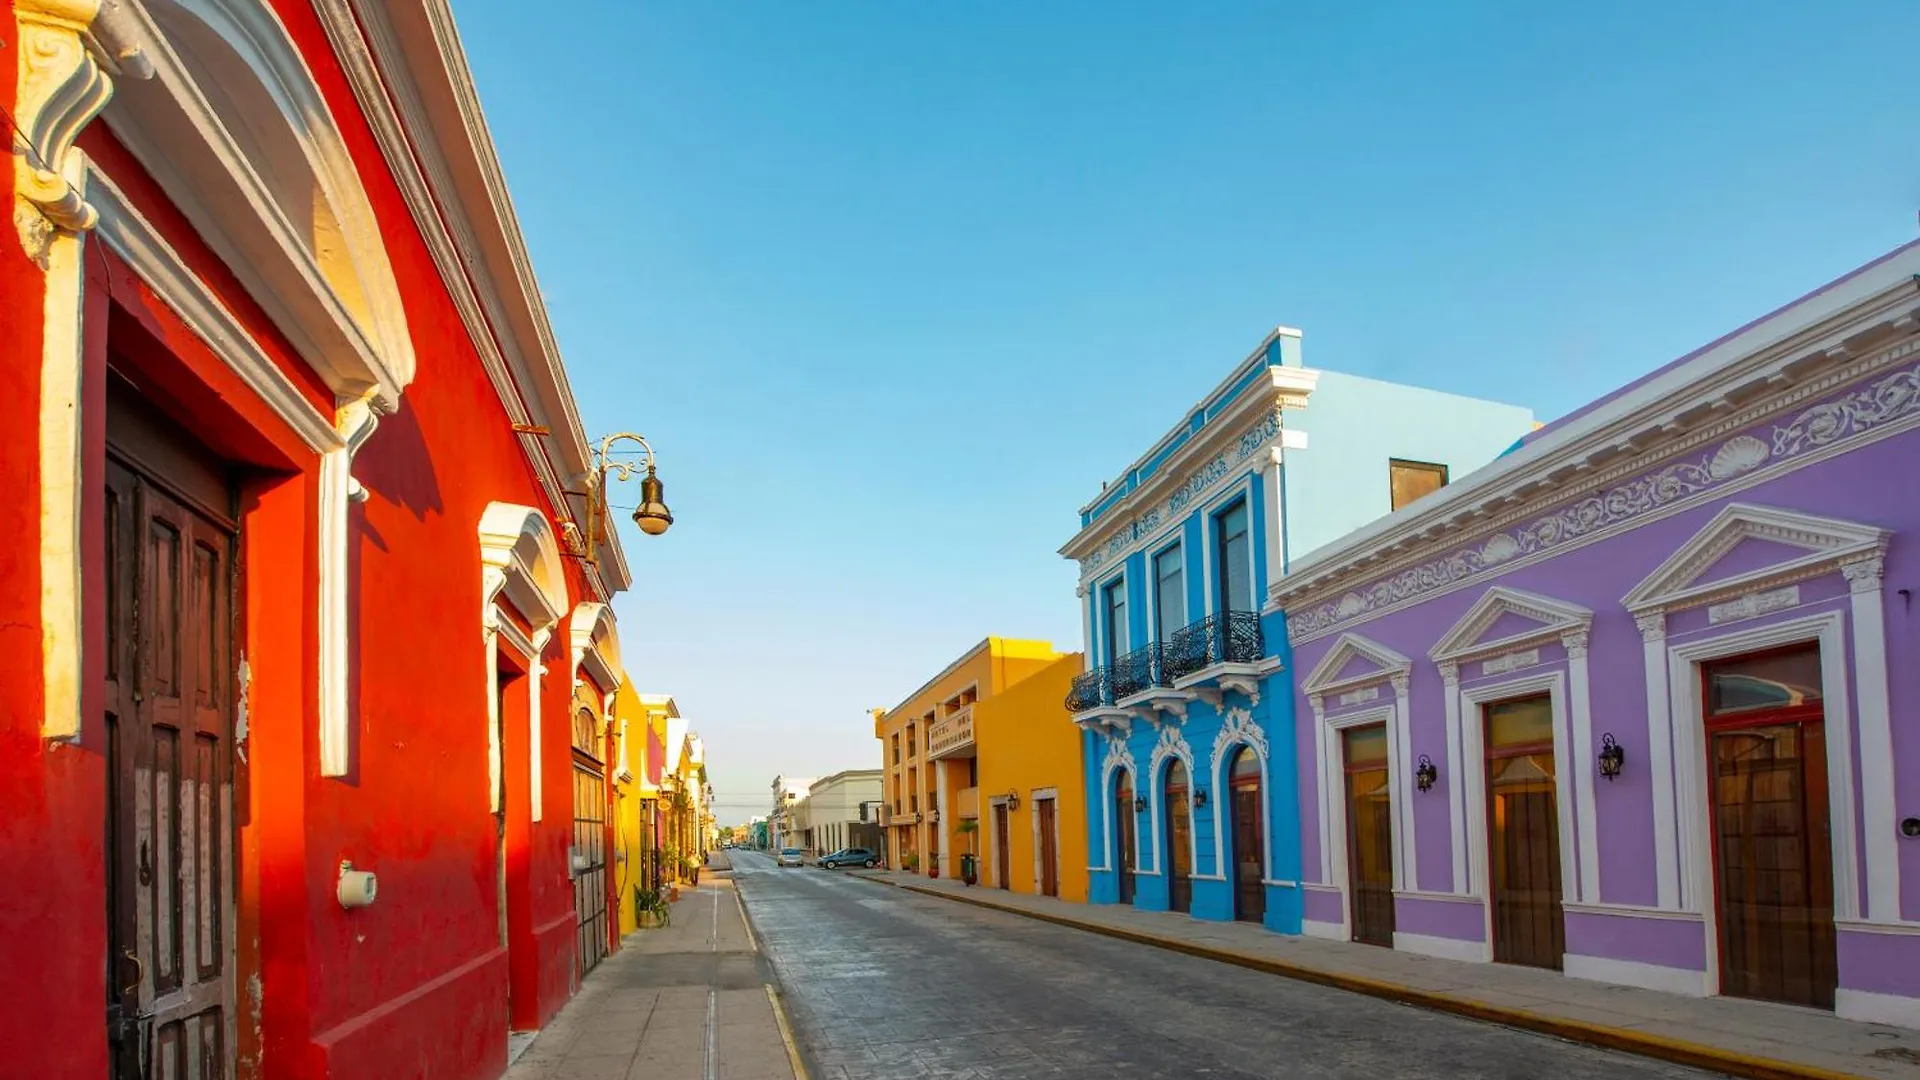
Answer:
[1168,610,1280,702]
[1065,666,1132,735]
[928,705,975,760]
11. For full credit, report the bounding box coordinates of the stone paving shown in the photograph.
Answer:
[736,851,1734,1080]
[506,855,800,1080]
[849,869,1920,1080]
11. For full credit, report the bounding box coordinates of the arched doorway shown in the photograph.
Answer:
[1228,746,1265,923]
[1114,771,1137,904]
[572,705,609,978]
[1164,759,1193,914]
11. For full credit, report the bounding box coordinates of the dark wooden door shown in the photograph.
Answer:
[1704,648,1836,1010]
[1229,747,1265,923]
[1485,695,1564,970]
[1115,775,1136,904]
[104,386,238,1080]
[1037,798,1060,897]
[1343,725,1395,947]
[1165,760,1193,914]
[994,803,1011,889]
[572,710,609,979]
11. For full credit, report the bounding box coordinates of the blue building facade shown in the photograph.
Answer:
[1061,326,1533,933]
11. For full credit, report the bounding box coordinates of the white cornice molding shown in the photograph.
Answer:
[102,0,416,409]
[1622,503,1890,618]
[1272,260,1920,633]
[306,0,627,599]
[1063,366,1316,573]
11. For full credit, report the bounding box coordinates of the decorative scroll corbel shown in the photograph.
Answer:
[13,0,152,254]
[336,393,392,503]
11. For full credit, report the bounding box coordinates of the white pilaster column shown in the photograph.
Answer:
[1311,697,1332,884]
[484,622,502,814]
[1391,672,1417,890]
[529,629,552,823]
[1636,612,1679,909]
[1844,556,1899,922]
[1565,629,1598,903]
[1440,662,1467,894]
[1260,447,1286,591]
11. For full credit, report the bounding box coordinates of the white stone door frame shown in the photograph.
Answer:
[1314,701,1397,941]
[1457,668,1576,965]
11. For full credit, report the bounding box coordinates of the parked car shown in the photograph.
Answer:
[775,847,805,868]
[817,847,879,870]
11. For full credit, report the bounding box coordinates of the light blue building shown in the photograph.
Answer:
[1061,326,1534,932]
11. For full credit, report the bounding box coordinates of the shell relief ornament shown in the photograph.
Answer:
[1707,435,1769,480]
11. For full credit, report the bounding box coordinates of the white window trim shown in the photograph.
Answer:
[1094,736,1137,875]
[1099,570,1129,665]
[1626,502,1896,922]
[1030,787,1061,896]
[1456,668,1576,965]
[1149,540,1187,643]
[1204,483,1258,617]
[1145,724,1205,881]
[1433,587,1595,903]
[1302,633,1418,895]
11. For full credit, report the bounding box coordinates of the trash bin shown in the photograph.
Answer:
[959,853,977,885]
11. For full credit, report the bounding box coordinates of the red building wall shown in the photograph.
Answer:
[0,4,608,1077]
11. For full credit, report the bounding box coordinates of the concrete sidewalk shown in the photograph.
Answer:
[851,870,1920,1080]
[507,857,803,1080]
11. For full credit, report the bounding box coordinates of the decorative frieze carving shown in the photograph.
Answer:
[1337,686,1379,707]
[1635,613,1667,642]
[1706,586,1800,625]
[1842,556,1884,595]
[1482,649,1540,676]
[1080,409,1283,578]
[1560,629,1589,659]
[1287,360,1920,642]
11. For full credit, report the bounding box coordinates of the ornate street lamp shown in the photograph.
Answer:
[569,431,672,562]
[1598,733,1625,781]
[1415,754,1438,793]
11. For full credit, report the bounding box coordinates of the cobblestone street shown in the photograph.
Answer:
[730,851,1728,1080]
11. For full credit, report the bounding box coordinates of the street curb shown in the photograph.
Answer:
[852,874,1869,1080]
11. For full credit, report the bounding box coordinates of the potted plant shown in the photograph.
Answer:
[635,886,671,929]
[902,854,919,873]
[957,819,979,885]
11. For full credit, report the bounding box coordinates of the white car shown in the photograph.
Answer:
[776,847,804,868]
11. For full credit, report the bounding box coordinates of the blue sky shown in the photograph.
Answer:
[457,1,1920,821]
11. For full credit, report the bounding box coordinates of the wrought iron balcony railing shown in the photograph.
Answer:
[1111,642,1171,700]
[1165,610,1266,681]
[1065,667,1112,713]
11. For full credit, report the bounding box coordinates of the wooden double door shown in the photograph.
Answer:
[1114,775,1136,904]
[105,380,239,1079]
[1704,647,1837,1010]
[572,707,610,979]
[1343,725,1395,947]
[1037,797,1060,897]
[1484,695,1565,970]
[1228,748,1265,923]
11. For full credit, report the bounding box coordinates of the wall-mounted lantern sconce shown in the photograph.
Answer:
[1415,755,1438,793]
[1005,792,1022,811]
[1133,796,1148,814]
[1192,789,1208,809]
[1598,733,1625,781]
[565,431,673,563]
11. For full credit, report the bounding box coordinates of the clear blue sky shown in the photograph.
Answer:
[457,1,1920,821]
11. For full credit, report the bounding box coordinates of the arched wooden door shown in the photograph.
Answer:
[1703,647,1836,1010]
[1165,760,1193,914]
[1114,772,1137,904]
[1229,747,1265,923]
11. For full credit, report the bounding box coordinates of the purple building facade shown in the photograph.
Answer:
[1269,241,1920,1029]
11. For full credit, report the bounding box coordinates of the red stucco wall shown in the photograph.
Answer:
[0,4,602,1077]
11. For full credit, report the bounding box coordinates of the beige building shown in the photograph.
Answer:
[793,769,885,855]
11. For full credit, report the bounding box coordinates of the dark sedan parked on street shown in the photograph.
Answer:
[816,847,879,869]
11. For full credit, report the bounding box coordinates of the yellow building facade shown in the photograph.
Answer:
[611,688,677,935]
[972,653,1089,902]
[874,638,1062,881]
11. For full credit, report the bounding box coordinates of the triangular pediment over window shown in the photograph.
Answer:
[1623,503,1890,616]
[1302,633,1412,696]
[1430,586,1592,663]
